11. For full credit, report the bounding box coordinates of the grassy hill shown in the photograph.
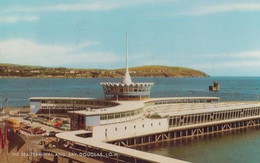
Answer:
[0,63,209,78]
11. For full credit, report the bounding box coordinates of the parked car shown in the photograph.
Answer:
[60,124,70,131]
[54,121,63,128]
[23,115,30,120]
[47,131,58,137]
[46,120,55,126]
[32,117,40,122]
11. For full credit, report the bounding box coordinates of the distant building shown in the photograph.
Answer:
[209,81,220,91]
[30,70,40,73]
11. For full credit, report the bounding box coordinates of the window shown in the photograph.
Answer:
[125,126,127,130]
[142,124,144,128]
[159,122,161,126]
[115,127,117,131]
[134,125,136,129]
[108,114,114,119]
[121,112,126,118]
[115,113,120,119]
[100,115,107,120]
[151,123,153,126]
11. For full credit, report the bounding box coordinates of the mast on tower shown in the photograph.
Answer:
[122,32,132,85]
[100,33,153,101]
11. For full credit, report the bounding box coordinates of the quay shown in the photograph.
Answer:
[54,130,186,163]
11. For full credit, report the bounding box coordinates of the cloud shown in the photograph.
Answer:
[183,3,260,16]
[228,50,260,58]
[198,50,260,59]
[192,61,260,69]
[0,39,120,67]
[0,16,40,24]
[6,0,175,13]
[188,50,260,75]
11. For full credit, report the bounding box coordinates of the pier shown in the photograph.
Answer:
[55,130,187,163]
[54,114,260,163]
[108,116,260,147]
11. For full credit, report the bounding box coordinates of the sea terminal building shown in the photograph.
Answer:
[68,97,220,131]
[54,97,260,163]
[67,97,260,142]
[30,35,260,162]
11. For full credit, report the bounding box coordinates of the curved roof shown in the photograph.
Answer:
[100,82,154,87]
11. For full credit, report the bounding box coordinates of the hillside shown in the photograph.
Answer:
[0,63,209,78]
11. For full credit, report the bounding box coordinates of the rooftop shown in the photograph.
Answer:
[100,82,154,86]
[30,97,96,101]
[69,100,144,116]
[147,101,260,116]
[68,97,221,116]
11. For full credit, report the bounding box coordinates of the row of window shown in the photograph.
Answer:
[169,107,260,127]
[105,122,161,132]
[103,85,152,93]
[40,100,117,106]
[100,108,143,121]
[154,99,219,105]
[41,106,87,109]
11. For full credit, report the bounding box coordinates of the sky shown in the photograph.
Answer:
[0,0,260,76]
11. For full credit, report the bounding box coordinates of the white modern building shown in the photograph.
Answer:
[29,34,260,163]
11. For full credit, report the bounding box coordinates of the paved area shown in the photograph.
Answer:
[0,116,65,135]
[17,117,64,134]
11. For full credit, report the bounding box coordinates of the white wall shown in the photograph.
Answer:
[86,116,100,126]
[92,118,168,141]
[99,114,142,125]
[30,101,41,113]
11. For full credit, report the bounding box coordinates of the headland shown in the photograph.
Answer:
[0,63,209,78]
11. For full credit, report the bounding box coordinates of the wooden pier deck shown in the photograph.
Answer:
[56,130,187,163]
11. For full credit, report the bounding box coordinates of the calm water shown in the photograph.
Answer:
[0,77,259,107]
[0,77,260,162]
[136,127,260,163]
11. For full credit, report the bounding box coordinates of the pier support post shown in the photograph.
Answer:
[53,155,58,163]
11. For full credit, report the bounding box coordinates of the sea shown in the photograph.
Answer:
[0,77,260,162]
